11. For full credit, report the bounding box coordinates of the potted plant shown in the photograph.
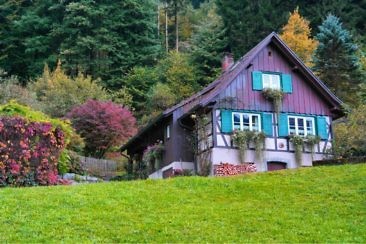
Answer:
[289,135,304,166]
[304,135,321,160]
[232,130,265,163]
[232,130,254,163]
[262,88,284,116]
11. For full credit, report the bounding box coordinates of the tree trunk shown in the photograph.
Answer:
[175,3,179,52]
[165,2,168,52]
[157,1,160,37]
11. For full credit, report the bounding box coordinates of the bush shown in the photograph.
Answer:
[334,104,366,157]
[0,101,84,151]
[67,100,137,158]
[0,69,41,109]
[68,151,85,175]
[313,157,366,166]
[0,117,65,186]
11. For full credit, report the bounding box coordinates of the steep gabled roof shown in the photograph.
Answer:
[121,32,343,151]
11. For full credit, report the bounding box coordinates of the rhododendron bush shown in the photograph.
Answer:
[0,117,65,187]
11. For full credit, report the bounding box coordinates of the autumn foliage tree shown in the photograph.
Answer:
[31,61,109,118]
[67,100,137,158]
[280,8,318,66]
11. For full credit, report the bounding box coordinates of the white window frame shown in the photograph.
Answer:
[262,73,281,90]
[288,115,315,137]
[232,112,261,132]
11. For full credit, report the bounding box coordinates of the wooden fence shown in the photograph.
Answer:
[79,156,118,178]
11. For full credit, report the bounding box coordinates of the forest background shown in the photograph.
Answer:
[0,0,365,158]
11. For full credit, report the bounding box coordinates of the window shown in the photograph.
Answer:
[166,125,170,139]
[252,71,292,93]
[262,73,281,90]
[232,112,261,131]
[288,116,315,136]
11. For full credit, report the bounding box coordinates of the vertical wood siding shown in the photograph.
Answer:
[217,44,332,116]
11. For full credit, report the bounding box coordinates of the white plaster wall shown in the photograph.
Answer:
[211,147,326,173]
[149,161,194,179]
[265,138,276,150]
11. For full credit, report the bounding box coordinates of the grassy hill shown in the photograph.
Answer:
[0,164,365,243]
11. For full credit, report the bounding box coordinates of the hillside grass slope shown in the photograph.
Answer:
[0,164,365,243]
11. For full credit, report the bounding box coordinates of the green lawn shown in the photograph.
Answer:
[0,164,365,243]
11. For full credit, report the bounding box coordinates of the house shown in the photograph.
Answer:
[121,32,343,178]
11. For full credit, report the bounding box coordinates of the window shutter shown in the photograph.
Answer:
[221,110,233,133]
[316,116,328,140]
[281,73,293,93]
[252,71,263,90]
[278,113,289,137]
[261,113,273,136]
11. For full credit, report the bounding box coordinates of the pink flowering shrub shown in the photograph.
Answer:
[0,117,65,187]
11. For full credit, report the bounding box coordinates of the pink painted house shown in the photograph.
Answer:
[121,32,343,178]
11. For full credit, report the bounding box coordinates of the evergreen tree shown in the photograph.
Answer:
[190,1,228,86]
[296,0,366,47]
[215,0,293,58]
[0,0,63,83]
[0,0,161,88]
[280,8,318,66]
[313,14,363,104]
[60,0,161,89]
[124,66,159,119]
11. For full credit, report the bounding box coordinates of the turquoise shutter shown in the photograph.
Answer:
[261,113,273,136]
[221,110,233,133]
[252,71,263,90]
[281,73,293,93]
[278,113,289,137]
[316,116,328,140]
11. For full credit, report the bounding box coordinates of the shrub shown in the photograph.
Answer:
[0,100,83,151]
[334,104,366,157]
[0,69,41,109]
[67,151,85,175]
[142,142,165,172]
[0,117,65,187]
[57,150,70,175]
[67,100,137,158]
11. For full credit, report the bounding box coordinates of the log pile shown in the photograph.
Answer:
[214,162,257,176]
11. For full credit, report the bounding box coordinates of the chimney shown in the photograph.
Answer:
[222,53,234,72]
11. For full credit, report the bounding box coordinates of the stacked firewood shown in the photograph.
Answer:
[214,162,257,176]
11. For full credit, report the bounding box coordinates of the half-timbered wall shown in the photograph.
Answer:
[214,109,332,152]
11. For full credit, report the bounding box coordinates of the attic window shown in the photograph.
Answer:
[262,73,281,90]
[268,51,272,57]
[252,71,293,93]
